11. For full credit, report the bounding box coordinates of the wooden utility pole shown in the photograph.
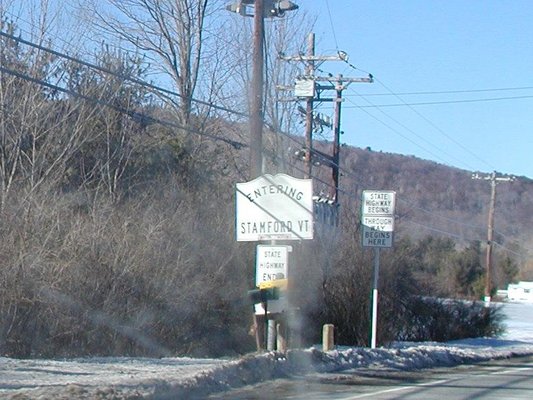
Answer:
[227,0,300,353]
[472,171,515,303]
[304,33,315,179]
[250,0,265,179]
[280,48,372,206]
[331,79,343,202]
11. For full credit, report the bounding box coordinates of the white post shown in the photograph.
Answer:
[370,247,380,349]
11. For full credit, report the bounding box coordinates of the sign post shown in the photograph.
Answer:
[236,174,313,351]
[361,190,396,349]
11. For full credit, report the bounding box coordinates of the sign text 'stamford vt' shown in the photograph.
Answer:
[236,174,313,241]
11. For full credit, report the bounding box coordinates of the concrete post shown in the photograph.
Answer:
[267,319,276,351]
[322,324,334,351]
[276,322,287,353]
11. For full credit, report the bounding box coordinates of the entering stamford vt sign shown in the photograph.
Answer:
[236,174,313,241]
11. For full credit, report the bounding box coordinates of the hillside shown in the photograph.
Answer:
[260,133,533,278]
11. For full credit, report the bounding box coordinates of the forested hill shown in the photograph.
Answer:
[302,139,533,275]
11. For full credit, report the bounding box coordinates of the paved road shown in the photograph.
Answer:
[208,355,533,399]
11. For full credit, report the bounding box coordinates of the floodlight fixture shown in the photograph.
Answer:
[226,0,298,18]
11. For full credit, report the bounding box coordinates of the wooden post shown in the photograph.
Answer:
[277,321,287,353]
[253,313,265,351]
[249,0,265,178]
[304,33,315,179]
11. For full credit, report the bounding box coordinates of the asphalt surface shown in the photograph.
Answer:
[208,355,533,399]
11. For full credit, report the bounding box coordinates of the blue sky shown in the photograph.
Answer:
[6,1,531,178]
[298,0,532,178]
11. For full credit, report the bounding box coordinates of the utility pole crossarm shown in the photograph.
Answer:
[315,76,373,84]
[472,172,515,183]
[280,55,345,62]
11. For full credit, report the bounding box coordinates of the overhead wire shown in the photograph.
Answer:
[268,117,522,255]
[324,0,339,51]
[5,52,524,257]
[343,94,533,108]
[2,26,527,257]
[0,29,249,119]
[333,60,533,252]
[402,220,480,243]
[0,64,246,149]
[493,242,527,259]
[345,85,533,97]
[343,87,477,171]
[312,62,477,170]
[269,60,512,248]
[340,59,499,171]
[293,64,529,253]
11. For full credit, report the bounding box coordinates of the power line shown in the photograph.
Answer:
[313,63,481,171]
[0,64,245,149]
[338,59,497,172]
[324,0,339,51]
[345,85,533,97]
[397,198,486,234]
[343,93,466,168]
[373,77,497,172]
[402,220,479,242]
[2,27,526,258]
[269,124,508,248]
[0,29,248,119]
[272,114,525,254]
[343,94,533,108]
[493,242,529,259]
[348,90,478,170]
[5,59,524,257]
[0,25,500,182]
[268,86,517,248]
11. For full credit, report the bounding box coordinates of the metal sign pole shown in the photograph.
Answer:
[370,247,380,349]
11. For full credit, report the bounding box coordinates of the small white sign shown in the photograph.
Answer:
[362,215,394,232]
[361,190,396,248]
[256,245,290,287]
[236,174,313,241]
[295,78,315,97]
[362,190,396,216]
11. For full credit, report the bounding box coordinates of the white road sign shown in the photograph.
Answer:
[236,174,313,241]
[362,190,396,216]
[361,190,396,248]
[362,215,394,232]
[255,245,290,287]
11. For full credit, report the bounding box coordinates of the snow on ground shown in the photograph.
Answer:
[1,302,533,399]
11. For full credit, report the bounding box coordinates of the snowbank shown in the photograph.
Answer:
[2,302,533,399]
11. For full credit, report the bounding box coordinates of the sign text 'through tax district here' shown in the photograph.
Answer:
[236,174,314,241]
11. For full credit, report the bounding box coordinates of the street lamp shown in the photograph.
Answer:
[226,0,299,178]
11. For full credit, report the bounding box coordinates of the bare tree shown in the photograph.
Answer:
[85,0,212,128]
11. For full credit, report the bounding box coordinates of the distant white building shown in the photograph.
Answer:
[507,281,533,302]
